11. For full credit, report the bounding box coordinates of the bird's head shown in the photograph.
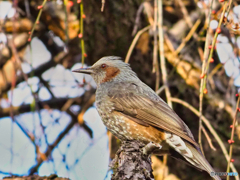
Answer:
[72,56,138,86]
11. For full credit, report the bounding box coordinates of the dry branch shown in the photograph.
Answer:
[29,89,95,175]
[110,141,156,180]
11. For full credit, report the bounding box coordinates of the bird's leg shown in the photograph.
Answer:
[142,142,162,155]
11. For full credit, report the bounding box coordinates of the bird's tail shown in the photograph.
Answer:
[184,142,221,180]
[165,133,221,180]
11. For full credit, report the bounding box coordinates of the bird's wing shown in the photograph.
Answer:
[107,82,199,147]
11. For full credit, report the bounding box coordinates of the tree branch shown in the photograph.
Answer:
[28,89,95,175]
[110,141,159,180]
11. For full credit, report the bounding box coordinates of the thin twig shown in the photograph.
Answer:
[158,0,172,108]
[174,19,201,55]
[203,2,228,83]
[226,93,240,180]
[79,1,86,65]
[177,0,204,59]
[64,0,69,44]
[208,63,223,78]
[28,0,47,41]
[178,0,193,27]
[171,97,239,180]
[153,0,159,91]
[198,0,214,154]
[156,85,166,95]
[201,126,216,151]
[29,90,94,174]
[10,2,18,172]
[226,0,233,18]
[158,0,171,175]
[132,3,145,36]
[125,26,151,63]
[199,3,228,153]
[24,0,31,17]
[101,0,105,12]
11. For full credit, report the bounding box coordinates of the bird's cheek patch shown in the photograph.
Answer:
[102,67,120,83]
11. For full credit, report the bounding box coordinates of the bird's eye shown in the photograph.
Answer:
[101,64,107,69]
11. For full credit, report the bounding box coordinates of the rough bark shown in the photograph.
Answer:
[110,141,160,180]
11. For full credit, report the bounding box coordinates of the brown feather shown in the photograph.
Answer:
[116,111,149,127]
[102,67,120,83]
[108,82,199,147]
[112,111,166,143]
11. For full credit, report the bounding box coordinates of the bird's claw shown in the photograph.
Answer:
[142,142,162,155]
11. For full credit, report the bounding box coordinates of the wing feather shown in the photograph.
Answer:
[107,82,199,147]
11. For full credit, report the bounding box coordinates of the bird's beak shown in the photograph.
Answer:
[72,67,94,74]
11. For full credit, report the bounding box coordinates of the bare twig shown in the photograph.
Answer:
[226,93,240,180]
[153,0,159,91]
[158,0,171,175]
[156,85,166,95]
[101,0,105,12]
[199,3,228,154]
[208,63,223,78]
[177,0,203,66]
[29,116,77,175]
[125,26,151,63]
[158,0,172,108]
[0,98,75,117]
[199,0,214,154]
[24,0,31,17]
[203,2,228,86]
[29,90,94,174]
[63,0,69,44]
[14,120,47,161]
[132,2,153,36]
[178,0,194,28]
[226,0,233,18]
[174,19,201,55]
[132,3,145,36]
[28,0,47,41]
[201,126,216,151]
[79,0,86,65]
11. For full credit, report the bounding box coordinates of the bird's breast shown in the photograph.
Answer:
[96,95,165,143]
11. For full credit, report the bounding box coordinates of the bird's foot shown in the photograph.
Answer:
[142,142,162,155]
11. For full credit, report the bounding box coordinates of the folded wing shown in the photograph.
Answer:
[107,82,199,147]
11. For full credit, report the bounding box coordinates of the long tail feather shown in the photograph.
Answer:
[165,132,221,180]
[185,142,221,180]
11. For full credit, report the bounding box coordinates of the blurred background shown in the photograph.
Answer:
[0,0,240,180]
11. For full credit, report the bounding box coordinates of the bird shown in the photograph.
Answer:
[73,56,221,180]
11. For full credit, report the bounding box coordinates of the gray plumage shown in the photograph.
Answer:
[73,56,221,180]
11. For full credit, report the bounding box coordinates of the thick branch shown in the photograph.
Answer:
[110,141,156,180]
